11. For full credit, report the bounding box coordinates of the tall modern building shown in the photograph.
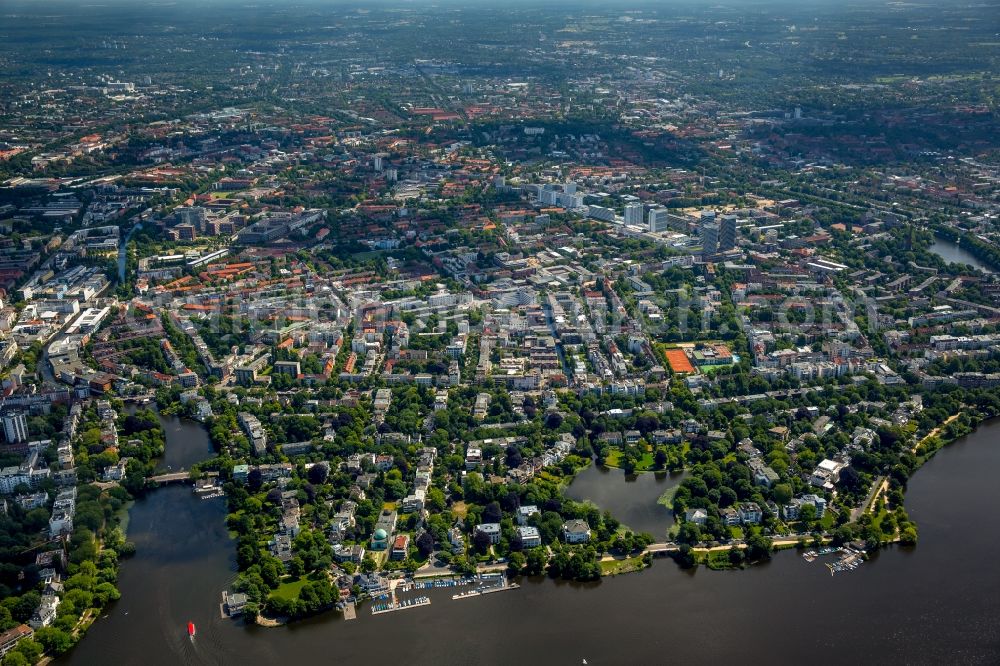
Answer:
[587,205,616,223]
[700,221,719,257]
[719,214,738,252]
[1,412,28,444]
[624,203,644,226]
[176,206,207,228]
[648,207,670,233]
[539,183,584,209]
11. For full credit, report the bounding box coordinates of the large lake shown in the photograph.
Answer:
[63,418,1000,665]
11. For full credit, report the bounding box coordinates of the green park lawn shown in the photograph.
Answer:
[599,555,648,576]
[604,448,656,472]
[270,577,309,601]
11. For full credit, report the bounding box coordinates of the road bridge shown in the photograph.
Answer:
[148,471,192,484]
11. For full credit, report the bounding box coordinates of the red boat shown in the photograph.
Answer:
[188,621,196,638]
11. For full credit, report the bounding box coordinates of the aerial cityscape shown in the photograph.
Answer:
[0,0,998,663]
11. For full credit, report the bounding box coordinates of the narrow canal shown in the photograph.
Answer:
[63,419,1000,665]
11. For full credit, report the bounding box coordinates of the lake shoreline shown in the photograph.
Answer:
[61,414,1000,664]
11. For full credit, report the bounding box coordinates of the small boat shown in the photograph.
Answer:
[188,621,196,638]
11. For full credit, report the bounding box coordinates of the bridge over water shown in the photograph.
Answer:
[148,471,192,484]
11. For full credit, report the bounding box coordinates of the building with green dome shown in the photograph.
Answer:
[370,509,397,551]
[371,528,389,551]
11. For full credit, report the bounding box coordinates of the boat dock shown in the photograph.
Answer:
[354,573,521,619]
[452,583,520,600]
[803,546,865,575]
[401,576,476,592]
[371,596,431,615]
[451,573,519,600]
[827,550,865,575]
[194,478,225,499]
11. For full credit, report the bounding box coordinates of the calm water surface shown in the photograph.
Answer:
[930,237,992,273]
[154,414,214,472]
[127,404,214,472]
[565,464,683,538]
[64,420,1000,665]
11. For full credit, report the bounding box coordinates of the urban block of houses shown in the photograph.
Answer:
[269,534,293,563]
[517,525,542,548]
[329,500,357,543]
[517,505,540,525]
[237,412,268,456]
[684,507,709,525]
[0,625,33,658]
[749,458,780,487]
[562,519,591,544]
[101,457,130,482]
[48,488,76,538]
[465,447,483,470]
[783,494,828,521]
[475,522,502,545]
[29,594,60,629]
[356,573,389,596]
[332,543,366,564]
[721,507,740,526]
[448,527,466,554]
[810,458,847,490]
[737,502,763,525]
[390,534,410,560]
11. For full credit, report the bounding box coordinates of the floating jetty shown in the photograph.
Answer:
[364,574,518,617]
[803,547,865,575]
[827,550,864,575]
[451,574,519,600]
[452,583,520,600]
[409,577,476,590]
[371,596,431,615]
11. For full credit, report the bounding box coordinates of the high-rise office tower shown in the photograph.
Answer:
[700,221,719,257]
[648,207,670,233]
[1,412,28,444]
[624,203,644,226]
[719,214,737,252]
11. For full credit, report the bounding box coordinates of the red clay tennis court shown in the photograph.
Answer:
[664,348,696,374]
